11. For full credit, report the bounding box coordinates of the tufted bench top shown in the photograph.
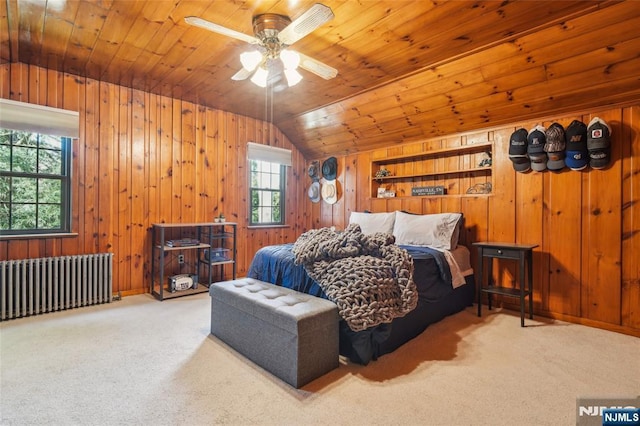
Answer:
[210,277,338,335]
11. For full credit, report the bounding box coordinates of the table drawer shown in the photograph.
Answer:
[482,247,521,259]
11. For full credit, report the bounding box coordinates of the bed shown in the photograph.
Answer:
[247,211,476,365]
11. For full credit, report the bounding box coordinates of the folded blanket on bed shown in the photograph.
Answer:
[292,224,418,332]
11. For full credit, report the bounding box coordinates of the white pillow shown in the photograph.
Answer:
[393,211,463,250]
[349,211,396,235]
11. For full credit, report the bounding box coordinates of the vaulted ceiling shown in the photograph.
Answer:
[2,1,639,158]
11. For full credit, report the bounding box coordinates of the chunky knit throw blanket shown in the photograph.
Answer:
[292,224,418,332]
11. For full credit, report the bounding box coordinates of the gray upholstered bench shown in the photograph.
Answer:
[209,278,339,388]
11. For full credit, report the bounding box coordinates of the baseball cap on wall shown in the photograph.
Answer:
[587,117,611,170]
[566,150,589,171]
[544,123,566,171]
[564,120,589,171]
[509,128,530,173]
[527,125,547,171]
[589,147,611,169]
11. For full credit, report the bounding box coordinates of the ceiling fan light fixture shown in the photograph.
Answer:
[186,4,337,87]
[240,50,263,71]
[251,66,269,88]
[284,68,303,87]
[280,50,300,70]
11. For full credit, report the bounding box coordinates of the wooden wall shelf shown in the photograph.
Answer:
[374,166,491,181]
[370,142,493,198]
[370,193,493,200]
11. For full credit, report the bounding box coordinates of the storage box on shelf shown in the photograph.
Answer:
[199,226,237,280]
[150,222,237,301]
[370,142,493,199]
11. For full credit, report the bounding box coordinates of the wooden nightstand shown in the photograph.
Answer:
[474,242,538,327]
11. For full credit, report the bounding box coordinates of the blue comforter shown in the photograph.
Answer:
[247,243,453,300]
[247,243,458,364]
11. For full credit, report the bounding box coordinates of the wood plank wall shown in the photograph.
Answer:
[310,105,640,336]
[0,63,312,296]
[1,62,638,338]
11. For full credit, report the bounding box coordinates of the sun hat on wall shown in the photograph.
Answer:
[321,180,338,204]
[308,160,320,181]
[322,157,338,180]
[509,128,530,173]
[308,181,321,203]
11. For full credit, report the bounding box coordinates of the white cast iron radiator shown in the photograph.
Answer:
[0,253,113,321]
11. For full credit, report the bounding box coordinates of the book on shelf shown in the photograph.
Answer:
[166,238,200,247]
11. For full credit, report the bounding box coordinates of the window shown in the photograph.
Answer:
[0,99,78,236]
[249,160,285,225]
[0,130,72,234]
[247,142,291,226]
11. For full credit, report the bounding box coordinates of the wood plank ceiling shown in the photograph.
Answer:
[1,0,639,158]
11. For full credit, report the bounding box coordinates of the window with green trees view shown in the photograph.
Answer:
[0,129,72,234]
[249,159,285,226]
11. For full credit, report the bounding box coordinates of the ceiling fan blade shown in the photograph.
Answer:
[184,16,260,44]
[297,52,338,80]
[231,68,253,81]
[278,3,334,46]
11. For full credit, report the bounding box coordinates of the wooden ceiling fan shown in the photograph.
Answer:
[185,3,338,87]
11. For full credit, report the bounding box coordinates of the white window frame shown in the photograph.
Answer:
[247,142,291,226]
[0,99,78,236]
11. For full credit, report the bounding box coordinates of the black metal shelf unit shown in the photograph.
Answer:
[150,222,237,301]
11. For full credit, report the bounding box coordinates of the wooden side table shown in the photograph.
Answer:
[474,242,538,327]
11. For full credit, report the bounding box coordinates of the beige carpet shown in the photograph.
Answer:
[1,292,638,426]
